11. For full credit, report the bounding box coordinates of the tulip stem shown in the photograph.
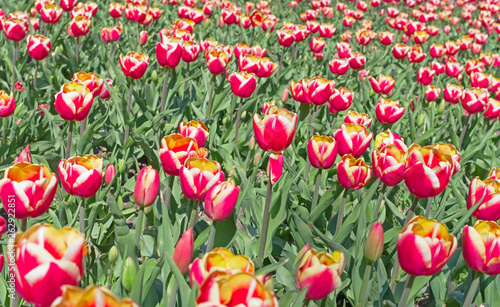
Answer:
[398,275,415,307]
[107,262,114,289]
[164,176,175,212]
[459,114,473,149]
[234,98,244,148]
[34,61,39,89]
[359,262,372,307]
[10,41,19,93]
[258,179,273,267]
[135,208,145,252]
[65,121,74,159]
[462,270,481,306]
[160,69,170,116]
[206,75,216,118]
[124,80,134,144]
[79,198,85,234]
[304,107,319,182]
[334,190,347,240]
[76,37,81,65]
[2,117,8,145]
[167,279,178,307]
[188,200,198,229]
[424,197,433,219]
[372,184,387,219]
[308,169,322,228]
[276,46,284,85]
[19,219,27,231]
[206,221,217,252]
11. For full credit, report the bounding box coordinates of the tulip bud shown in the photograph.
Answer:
[364,222,384,262]
[417,113,426,127]
[139,30,148,46]
[109,246,118,263]
[241,110,247,119]
[267,153,283,184]
[151,70,158,83]
[134,166,160,207]
[105,164,116,185]
[248,136,256,150]
[253,152,262,166]
[14,144,32,163]
[281,88,289,102]
[173,228,194,274]
[205,179,240,221]
[122,257,138,292]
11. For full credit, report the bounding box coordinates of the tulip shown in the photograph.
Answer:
[10,224,87,307]
[307,135,338,170]
[159,134,199,176]
[445,40,460,56]
[444,84,464,104]
[54,82,94,121]
[205,50,229,75]
[425,85,441,102]
[190,247,255,286]
[228,71,257,98]
[334,124,373,158]
[267,153,283,184]
[96,78,113,100]
[101,26,122,43]
[304,77,335,105]
[466,59,485,75]
[69,16,91,37]
[431,62,445,75]
[3,18,28,42]
[328,87,353,112]
[462,220,500,275]
[173,228,194,274]
[156,35,183,69]
[253,105,298,153]
[204,179,240,221]
[344,110,372,127]
[197,272,278,306]
[370,74,395,95]
[336,42,352,58]
[461,88,488,114]
[58,155,103,198]
[374,130,407,152]
[255,56,278,78]
[14,144,31,164]
[119,52,149,79]
[27,35,52,61]
[0,90,16,118]
[0,216,5,237]
[180,158,224,201]
[397,216,457,276]
[364,222,384,262]
[290,79,307,104]
[52,285,138,307]
[109,2,124,18]
[430,43,446,58]
[181,40,201,63]
[417,67,435,85]
[489,167,500,180]
[392,43,409,59]
[134,166,159,207]
[72,72,103,95]
[375,98,405,124]
[379,31,395,45]
[0,163,57,219]
[404,144,453,198]
[468,177,500,221]
[138,30,148,46]
[470,72,491,89]
[348,52,366,69]
[104,164,116,185]
[484,99,500,119]
[60,0,78,11]
[277,28,295,47]
[310,36,325,53]
[407,45,426,63]
[337,155,372,190]
[296,247,345,300]
[40,4,63,24]
[372,145,406,187]
[178,120,209,148]
[329,57,350,76]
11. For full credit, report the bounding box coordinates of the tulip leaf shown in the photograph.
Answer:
[213,217,237,248]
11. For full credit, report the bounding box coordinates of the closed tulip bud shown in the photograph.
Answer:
[334,124,373,158]
[173,228,194,274]
[417,113,426,127]
[52,285,138,307]
[364,222,384,262]
[54,82,94,121]
[281,88,289,102]
[375,98,405,124]
[119,52,149,79]
[344,110,372,127]
[296,247,345,300]
[40,4,63,24]
[461,88,488,114]
[156,35,183,69]
[180,158,224,201]
[122,257,138,292]
[205,179,240,221]
[425,85,441,102]
[404,144,453,198]
[329,57,350,76]
[11,224,87,307]
[248,136,256,150]
[3,18,28,42]
[417,67,436,85]
[58,155,103,198]
[134,166,159,207]
[370,74,395,95]
[462,221,500,275]
[229,71,257,98]
[392,43,409,60]
[253,105,298,153]
[397,216,457,276]
[109,246,118,263]
[0,163,58,219]
[138,30,148,46]
[178,120,209,148]
[444,84,463,104]
[159,134,198,176]
[267,153,283,184]
[328,87,353,113]
[307,135,338,169]
[468,177,500,221]
[253,152,262,166]
[337,155,372,190]
[69,16,91,37]
[27,35,52,61]
[348,52,366,69]
[14,144,32,164]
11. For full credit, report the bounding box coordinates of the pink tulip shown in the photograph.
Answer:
[372,145,405,186]
[337,155,372,190]
[58,155,103,198]
[461,88,488,114]
[159,134,199,176]
[369,74,395,95]
[204,179,240,221]
[119,52,149,79]
[173,228,194,274]
[267,153,283,184]
[307,135,338,169]
[178,120,209,148]
[134,166,159,207]
[14,144,32,163]
[333,124,373,158]
[229,71,257,98]
[344,110,372,127]
[104,164,116,185]
[375,98,405,124]
[0,90,16,118]
[253,106,298,154]
[156,35,183,69]
[374,130,407,152]
[468,177,500,221]
[180,158,224,201]
[462,221,500,275]
[328,87,353,113]
[139,30,148,46]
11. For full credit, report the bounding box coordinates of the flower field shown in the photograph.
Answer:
[0,0,500,306]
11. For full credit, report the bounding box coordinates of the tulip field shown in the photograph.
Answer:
[2,0,500,306]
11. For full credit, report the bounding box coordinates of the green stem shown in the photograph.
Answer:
[135,208,145,251]
[358,263,372,307]
[164,176,175,212]
[462,271,481,306]
[65,121,74,159]
[107,263,114,289]
[334,190,347,240]
[304,106,319,182]
[79,198,85,234]
[206,75,216,118]
[206,221,217,252]
[2,117,9,145]
[234,97,244,148]
[160,69,170,115]
[372,185,387,219]
[258,178,273,267]
[124,80,134,144]
[308,169,322,227]
[11,41,19,93]
[20,219,27,232]
[188,200,198,229]
[397,275,416,307]
[167,279,178,307]
[424,197,433,219]
[34,61,39,89]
